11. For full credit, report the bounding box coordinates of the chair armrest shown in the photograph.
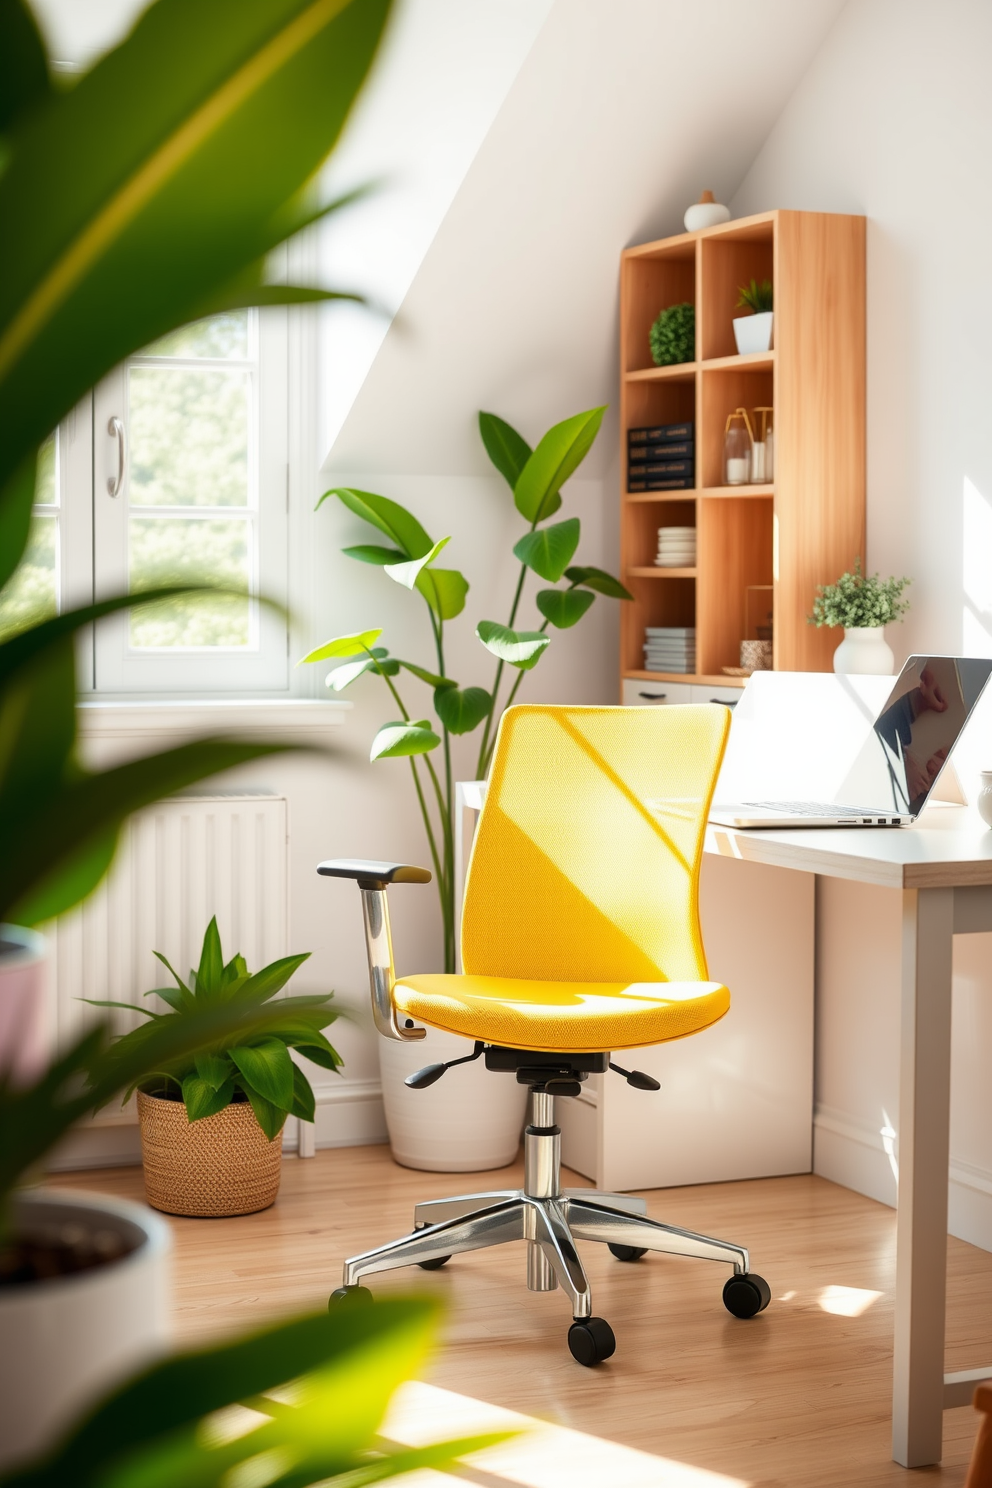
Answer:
[317,859,432,890]
[316,859,430,1042]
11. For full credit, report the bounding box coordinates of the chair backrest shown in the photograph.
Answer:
[461,704,730,984]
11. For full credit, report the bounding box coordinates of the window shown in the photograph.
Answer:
[90,308,290,692]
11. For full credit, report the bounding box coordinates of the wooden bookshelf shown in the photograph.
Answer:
[619,209,865,689]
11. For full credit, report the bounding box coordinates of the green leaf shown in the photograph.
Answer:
[513,407,606,523]
[0,452,36,592]
[237,1080,286,1142]
[0,0,50,137]
[181,1074,235,1122]
[195,916,224,1000]
[513,517,580,583]
[229,1038,295,1111]
[479,411,532,491]
[383,535,450,590]
[370,719,441,761]
[434,685,492,735]
[290,1038,343,1073]
[564,564,634,600]
[193,1051,231,1091]
[326,654,399,690]
[238,951,311,1004]
[476,620,550,671]
[415,567,469,620]
[323,488,434,559]
[536,588,596,628]
[397,659,456,689]
[290,1061,316,1123]
[299,627,383,665]
[0,0,394,503]
[341,543,406,565]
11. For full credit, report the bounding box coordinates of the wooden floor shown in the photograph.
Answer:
[55,1147,992,1487]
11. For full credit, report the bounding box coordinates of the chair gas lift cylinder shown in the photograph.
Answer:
[317,704,770,1364]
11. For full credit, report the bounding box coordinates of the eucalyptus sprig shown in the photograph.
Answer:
[809,557,911,629]
[300,408,632,972]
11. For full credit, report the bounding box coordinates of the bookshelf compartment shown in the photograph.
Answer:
[621,242,696,375]
[699,220,774,361]
[625,498,695,570]
[697,497,773,676]
[700,367,774,491]
[623,575,695,676]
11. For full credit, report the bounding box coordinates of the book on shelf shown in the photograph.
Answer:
[628,476,694,492]
[628,421,694,445]
[646,626,695,635]
[629,440,694,463]
[631,460,693,478]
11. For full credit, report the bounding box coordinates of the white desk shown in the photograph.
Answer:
[708,805,992,1468]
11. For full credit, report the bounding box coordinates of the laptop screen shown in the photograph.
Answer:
[835,656,992,815]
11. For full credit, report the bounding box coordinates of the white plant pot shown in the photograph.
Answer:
[379,1026,528,1172]
[733,311,774,355]
[832,626,895,676]
[0,925,48,1085]
[0,1188,171,1470]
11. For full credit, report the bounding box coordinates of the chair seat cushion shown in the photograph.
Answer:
[392,974,729,1053]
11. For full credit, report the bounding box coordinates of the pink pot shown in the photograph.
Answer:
[0,925,48,1084]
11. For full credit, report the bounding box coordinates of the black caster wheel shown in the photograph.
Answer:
[328,1284,373,1310]
[608,1243,648,1262]
[567,1316,617,1366]
[417,1255,451,1271]
[722,1272,771,1319]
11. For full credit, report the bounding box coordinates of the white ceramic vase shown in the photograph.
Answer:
[0,925,48,1085]
[0,1189,171,1470]
[683,191,730,231]
[379,1026,528,1172]
[832,626,895,675]
[977,771,992,828]
[733,311,774,355]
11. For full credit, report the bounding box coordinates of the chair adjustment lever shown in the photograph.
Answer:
[609,1061,661,1092]
[406,1042,485,1090]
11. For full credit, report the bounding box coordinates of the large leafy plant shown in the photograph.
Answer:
[300,408,631,971]
[0,1299,511,1488]
[0,0,393,929]
[95,917,341,1141]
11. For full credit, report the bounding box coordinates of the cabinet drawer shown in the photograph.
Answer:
[689,684,743,708]
[622,679,693,707]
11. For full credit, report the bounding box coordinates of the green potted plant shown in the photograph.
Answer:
[649,301,695,366]
[99,918,341,1217]
[809,557,911,674]
[0,0,393,1466]
[733,278,774,354]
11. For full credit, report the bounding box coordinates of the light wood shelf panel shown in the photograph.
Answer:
[626,668,745,687]
[619,207,865,684]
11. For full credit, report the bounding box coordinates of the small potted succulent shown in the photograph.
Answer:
[101,918,341,1218]
[809,558,911,674]
[733,278,774,355]
[649,301,695,365]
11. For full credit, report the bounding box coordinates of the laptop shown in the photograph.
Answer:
[709,654,992,829]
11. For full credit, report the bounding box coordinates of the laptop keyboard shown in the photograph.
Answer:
[743,801,895,818]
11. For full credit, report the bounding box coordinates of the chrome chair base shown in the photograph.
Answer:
[339,1092,751,1325]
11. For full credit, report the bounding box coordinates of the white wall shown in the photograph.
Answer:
[731,0,992,1249]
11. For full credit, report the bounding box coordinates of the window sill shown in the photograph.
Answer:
[78,698,352,744]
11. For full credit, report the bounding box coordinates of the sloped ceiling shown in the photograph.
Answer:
[323,0,848,477]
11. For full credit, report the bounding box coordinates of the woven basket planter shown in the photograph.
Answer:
[136,1091,282,1218]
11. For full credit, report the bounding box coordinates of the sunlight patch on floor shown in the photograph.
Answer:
[818,1285,883,1317]
[381,1380,751,1487]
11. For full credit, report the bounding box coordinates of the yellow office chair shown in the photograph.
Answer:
[318,703,769,1364]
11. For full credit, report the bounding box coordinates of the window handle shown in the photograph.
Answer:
[107,416,125,497]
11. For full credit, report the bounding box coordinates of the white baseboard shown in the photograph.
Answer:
[814,1103,992,1253]
[45,1079,388,1173]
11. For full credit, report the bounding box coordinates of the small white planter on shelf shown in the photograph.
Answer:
[733,311,774,355]
[832,626,895,675]
[380,1027,527,1172]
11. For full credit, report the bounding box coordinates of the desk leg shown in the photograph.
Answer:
[893,887,954,1468]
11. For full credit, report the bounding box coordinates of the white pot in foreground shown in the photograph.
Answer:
[380,1026,528,1172]
[832,625,895,675]
[732,311,773,355]
[0,925,48,1084]
[0,1188,171,1471]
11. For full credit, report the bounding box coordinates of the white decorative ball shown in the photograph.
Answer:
[684,191,731,232]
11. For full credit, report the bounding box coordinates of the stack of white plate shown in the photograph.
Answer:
[655,526,697,568]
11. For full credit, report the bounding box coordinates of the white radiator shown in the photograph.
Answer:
[50,794,288,1127]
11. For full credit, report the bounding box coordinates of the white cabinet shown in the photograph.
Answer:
[621,679,743,708]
